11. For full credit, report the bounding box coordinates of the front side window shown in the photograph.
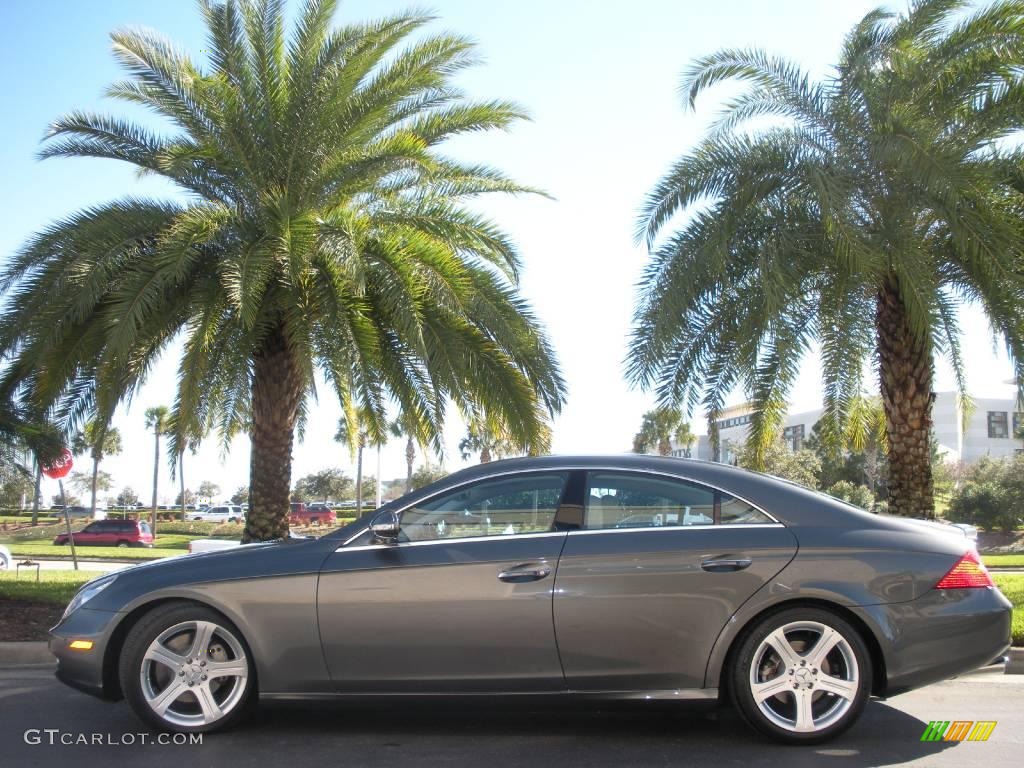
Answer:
[988,411,1009,438]
[583,472,773,529]
[399,472,569,542]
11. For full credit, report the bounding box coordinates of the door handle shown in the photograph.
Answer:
[700,558,752,573]
[498,562,552,583]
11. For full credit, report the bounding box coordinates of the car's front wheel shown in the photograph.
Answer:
[730,607,871,744]
[119,602,254,733]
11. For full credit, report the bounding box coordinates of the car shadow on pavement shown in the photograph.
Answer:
[227,697,958,768]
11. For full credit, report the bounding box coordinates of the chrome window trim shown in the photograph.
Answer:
[567,522,784,536]
[335,530,566,553]
[337,464,781,551]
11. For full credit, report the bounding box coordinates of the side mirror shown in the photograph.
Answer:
[370,509,401,544]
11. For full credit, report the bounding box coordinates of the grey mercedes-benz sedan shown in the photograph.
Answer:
[50,456,1011,744]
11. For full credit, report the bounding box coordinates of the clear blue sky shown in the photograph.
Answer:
[0,1,1014,503]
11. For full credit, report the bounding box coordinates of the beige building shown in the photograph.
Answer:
[680,388,1023,465]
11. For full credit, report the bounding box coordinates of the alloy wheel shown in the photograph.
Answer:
[748,620,859,733]
[139,619,249,728]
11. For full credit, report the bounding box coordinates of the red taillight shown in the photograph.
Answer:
[935,551,994,589]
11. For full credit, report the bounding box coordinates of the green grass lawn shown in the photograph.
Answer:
[993,574,1024,646]
[5,542,185,560]
[984,554,1024,568]
[0,569,94,604]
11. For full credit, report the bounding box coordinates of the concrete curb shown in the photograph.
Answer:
[0,641,54,666]
[1006,647,1024,675]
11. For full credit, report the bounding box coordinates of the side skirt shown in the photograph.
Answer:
[259,688,719,702]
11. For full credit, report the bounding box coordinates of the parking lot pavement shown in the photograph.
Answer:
[1,664,1020,768]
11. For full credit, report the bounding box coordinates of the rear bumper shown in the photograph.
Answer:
[49,607,121,701]
[853,586,1012,696]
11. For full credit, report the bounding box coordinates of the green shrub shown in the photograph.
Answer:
[826,481,876,510]
[947,455,1024,533]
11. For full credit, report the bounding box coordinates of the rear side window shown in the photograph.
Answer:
[583,472,773,529]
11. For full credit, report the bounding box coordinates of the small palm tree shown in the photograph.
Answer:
[70,421,122,517]
[144,405,170,533]
[630,0,1024,518]
[632,408,695,456]
[457,407,551,463]
[0,397,63,525]
[336,405,387,516]
[0,0,564,541]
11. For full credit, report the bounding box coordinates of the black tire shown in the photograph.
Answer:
[117,541,130,548]
[119,602,255,733]
[730,606,871,744]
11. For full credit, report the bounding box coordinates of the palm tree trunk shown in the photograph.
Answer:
[480,444,491,463]
[90,453,99,518]
[30,462,41,526]
[151,430,160,535]
[244,324,302,543]
[405,435,415,493]
[355,444,364,516]
[877,278,935,518]
[179,452,185,521]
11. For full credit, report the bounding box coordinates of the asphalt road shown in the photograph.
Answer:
[1,665,1021,768]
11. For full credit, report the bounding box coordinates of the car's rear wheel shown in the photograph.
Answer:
[117,541,130,548]
[119,602,255,733]
[731,607,871,744]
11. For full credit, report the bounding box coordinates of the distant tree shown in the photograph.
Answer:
[71,421,121,517]
[947,455,1024,533]
[52,492,81,506]
[411,464,448,491]
[175,488,196,507]
[360,475,377,507]
[738,438,820,489]
[293,469,351,503]
[144,405,170,533]
[116,487,139,507]
[69,469,113,497]
[197,481,220,500]
[230,486,249,505]
[632,408,695,456]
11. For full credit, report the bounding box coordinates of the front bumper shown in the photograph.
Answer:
[49,607,122,700]
[854,585,1012,696]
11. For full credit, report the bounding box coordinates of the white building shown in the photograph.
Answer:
[679,389,1023,464]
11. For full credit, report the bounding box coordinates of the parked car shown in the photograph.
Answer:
[53,519,154,548]
[52,505,92,518]
[188,505,244,524]
[50,456,1010,742]
[0,544,11,570]
[289,501,336,526]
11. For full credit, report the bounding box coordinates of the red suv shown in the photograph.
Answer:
[289,502,336,526]
[54,519,154,548]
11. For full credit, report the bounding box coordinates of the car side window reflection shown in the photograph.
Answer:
[583,472,772,529]
[398,472,569,542]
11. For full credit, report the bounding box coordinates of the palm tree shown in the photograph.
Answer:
[336,405,388,516]
[70,421,122,517]
[144,405,169,533]
[0,0,565,542]
[632,408,695,456]
[629,0,1024,518]
[0,397,63,524]
[458,407,552,463]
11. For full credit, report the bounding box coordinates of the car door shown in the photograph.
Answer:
[552,470,798,692]
[318,471,572,693]
[74,522,101,545]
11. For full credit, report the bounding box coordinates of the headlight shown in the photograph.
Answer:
[62,574,117,620]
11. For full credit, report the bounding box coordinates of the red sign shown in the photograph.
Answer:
[42,448,73,480]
